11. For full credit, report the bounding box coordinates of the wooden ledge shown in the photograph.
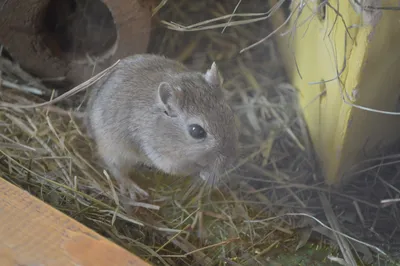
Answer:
[0,177,150,266]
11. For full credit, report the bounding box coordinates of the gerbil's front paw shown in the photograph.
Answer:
[119,181,149,201]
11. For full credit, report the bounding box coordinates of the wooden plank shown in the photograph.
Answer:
[268,0,400,184]
[0,177,151,266]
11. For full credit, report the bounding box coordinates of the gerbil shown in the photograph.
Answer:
[85,54,239,200]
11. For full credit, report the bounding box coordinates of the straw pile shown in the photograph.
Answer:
[0,0,399,265]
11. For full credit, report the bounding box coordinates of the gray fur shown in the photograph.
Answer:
[85,54,239,197]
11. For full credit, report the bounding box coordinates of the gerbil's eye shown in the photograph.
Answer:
[188,124,207,139]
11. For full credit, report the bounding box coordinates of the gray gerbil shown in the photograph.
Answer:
[85,54,239,199]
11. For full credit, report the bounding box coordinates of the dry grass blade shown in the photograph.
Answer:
[0,56,52,95]
[0,60,120,109]
[319,193,357,266]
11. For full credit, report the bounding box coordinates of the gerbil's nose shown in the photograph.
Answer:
[199,171,218,186]
[199,171,208,181]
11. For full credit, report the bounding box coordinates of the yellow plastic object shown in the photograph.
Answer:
[268,0,400,184]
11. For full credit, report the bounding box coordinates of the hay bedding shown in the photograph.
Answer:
[0,0,399,265]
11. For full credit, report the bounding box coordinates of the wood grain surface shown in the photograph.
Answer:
[0,177,151,266]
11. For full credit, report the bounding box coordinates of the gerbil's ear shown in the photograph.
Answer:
[204,62,223,87]
[158,82,180,117]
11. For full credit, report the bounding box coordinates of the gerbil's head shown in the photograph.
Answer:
[146,62,239,186]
